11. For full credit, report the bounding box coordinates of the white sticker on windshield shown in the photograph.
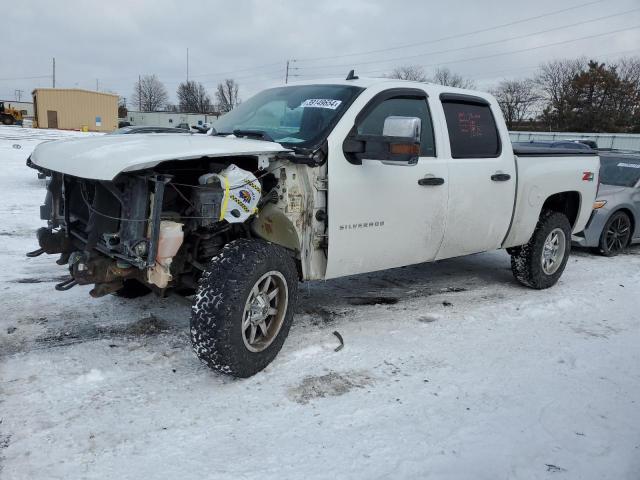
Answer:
[301,99,342,109]
[618,162,640,169]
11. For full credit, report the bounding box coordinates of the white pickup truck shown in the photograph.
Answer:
[28,75,599,377]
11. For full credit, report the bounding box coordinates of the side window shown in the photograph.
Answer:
[358,97,436,157]
[441,100,500,158]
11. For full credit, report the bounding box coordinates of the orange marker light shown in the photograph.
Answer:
[390,143,420,155]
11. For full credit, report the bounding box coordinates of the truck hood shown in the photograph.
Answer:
[30,134,291,181]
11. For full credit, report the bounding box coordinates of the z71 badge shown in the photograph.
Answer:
[582,171,595,181]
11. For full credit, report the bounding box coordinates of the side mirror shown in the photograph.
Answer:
[382,116,421,140]
[343,116,422,166]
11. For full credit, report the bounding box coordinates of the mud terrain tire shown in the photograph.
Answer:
[190,239,298,377]
[510,211,571,289]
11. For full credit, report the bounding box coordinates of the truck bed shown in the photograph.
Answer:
[513,146,598,157]
[502,149,600,248]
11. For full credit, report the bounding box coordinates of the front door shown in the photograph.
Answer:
[325,89,448,279]
[47,110,58,129]
[435,94,516,259]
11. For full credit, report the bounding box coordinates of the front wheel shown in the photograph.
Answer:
[190,239,298,377]
[597,211,631,257]
[510,211,572,289]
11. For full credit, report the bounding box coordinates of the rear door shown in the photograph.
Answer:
[325,88,449,278]
[436,93,516,259]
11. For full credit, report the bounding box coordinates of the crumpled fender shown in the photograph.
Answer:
[250,203,301,253]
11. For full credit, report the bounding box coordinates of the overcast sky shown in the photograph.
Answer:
[3,0,639,106]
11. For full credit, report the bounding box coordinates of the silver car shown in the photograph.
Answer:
[573,152,640,255]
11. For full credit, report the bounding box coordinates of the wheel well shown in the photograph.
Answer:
[609,208,636,246]
[541,191,580,228]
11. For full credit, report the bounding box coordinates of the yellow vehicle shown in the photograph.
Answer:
[0,101,24,125]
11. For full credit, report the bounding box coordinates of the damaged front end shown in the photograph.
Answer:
[27,157,272,297]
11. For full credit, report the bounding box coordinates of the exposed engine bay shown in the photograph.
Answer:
[27,155,307,297]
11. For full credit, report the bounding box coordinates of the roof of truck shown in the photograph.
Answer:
[287,76,494,101]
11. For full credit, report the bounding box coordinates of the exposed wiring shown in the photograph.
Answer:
[170,164,280,191]
[80,184,149,222]
[169,182,196,210]
[78,165,280,223]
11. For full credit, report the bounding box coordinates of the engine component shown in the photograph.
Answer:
[199,164,262,224]
[63,251,138,295]
[192,180,224,228]
[147,221,184,289]
[36,227,73,254]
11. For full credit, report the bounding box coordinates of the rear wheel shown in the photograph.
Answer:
[190,239,298,377]
[597,211,631,257]
[1,114,15,126]
[510,211,572,289]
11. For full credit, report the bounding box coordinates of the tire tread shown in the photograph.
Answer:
[190,239,298,377]
[510,211,571,290]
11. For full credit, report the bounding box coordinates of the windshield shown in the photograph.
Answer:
[599,155,640,187]
[212,85,363,149]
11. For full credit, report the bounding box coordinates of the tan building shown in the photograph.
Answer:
[32,88,118,132]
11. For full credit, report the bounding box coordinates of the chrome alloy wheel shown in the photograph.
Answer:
[541,227,566,275]
[242,271,288,352]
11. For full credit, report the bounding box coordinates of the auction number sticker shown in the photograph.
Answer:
[301,99,342,109]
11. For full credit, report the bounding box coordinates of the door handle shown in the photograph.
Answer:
[418,177,445,186]
[491,173,511,182]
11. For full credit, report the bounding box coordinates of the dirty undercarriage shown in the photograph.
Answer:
[27,155,282,297]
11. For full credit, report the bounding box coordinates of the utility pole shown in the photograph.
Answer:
[96,78,99,91]
[285,59,298,84]
[15,89,24,101]
[186,48,189,83]
[138,74,142,111]
[52,57,56,88]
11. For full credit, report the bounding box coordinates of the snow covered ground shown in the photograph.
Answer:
[0,125,639,480]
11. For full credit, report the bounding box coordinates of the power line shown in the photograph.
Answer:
[333,23,640,78]
[175,60,285,81]
[295,8,640,73]
[291,29,640,81]
[0,75,50,82]
[82,59,287,90]
[472,47,640,81]
[294,0,604,63]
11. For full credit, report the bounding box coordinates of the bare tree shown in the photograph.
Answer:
[177,80,213,113]
[614,56,640,130]
[491,79,540,130]
[215,79,241,113]
[535,58,586,129]
[387,65,428,81]
[118,97,128,118]
[131,74,169,112]
[431,67,475,89]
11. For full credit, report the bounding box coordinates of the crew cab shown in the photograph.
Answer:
[27,76,600,377]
